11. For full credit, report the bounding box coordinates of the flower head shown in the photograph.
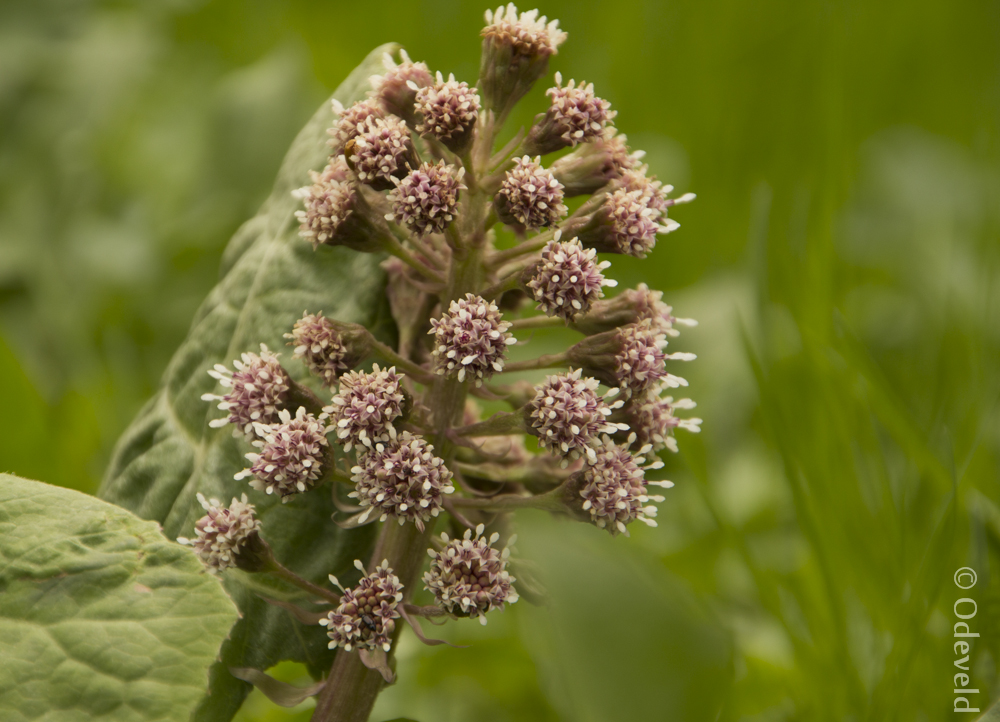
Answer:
[424,524,518,624]
[328,98,384,153]
[626,392,702,453]
[525,72,615,155]
[525,236,616,320]
[235,407,330,500]
[350,432,455,531]
[178,493,262,573]
[482,4,566,59]
[603,188,672,257]
[348,115,417,190]
[496,156,567,230]
[388,161,466,236]
[370,49,433,123]
[613,320,668,396]
[429,294,515,385]
[322,559,403,653]
[284,311,351,386]
[293,156,384,252]
[325,364,406,451]
[203,344,289,436]
[415,72,481,151]
[576,435,667,536]
[525,368,626,462]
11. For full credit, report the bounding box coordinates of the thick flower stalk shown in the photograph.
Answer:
[184,9,701,722]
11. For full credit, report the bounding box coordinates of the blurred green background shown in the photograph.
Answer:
[2,0,999,720]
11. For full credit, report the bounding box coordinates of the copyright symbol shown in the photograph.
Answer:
[955,567,977,589]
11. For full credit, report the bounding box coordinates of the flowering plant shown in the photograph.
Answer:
[113,5,700,720]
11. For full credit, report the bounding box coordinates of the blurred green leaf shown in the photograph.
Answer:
[0,474,239,722]
[97,44,398,721]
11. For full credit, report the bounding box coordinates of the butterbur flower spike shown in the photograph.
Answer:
[188,8,702,714]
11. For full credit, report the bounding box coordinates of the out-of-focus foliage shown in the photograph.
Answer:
[2,1,998,721]
[0,474,239,722]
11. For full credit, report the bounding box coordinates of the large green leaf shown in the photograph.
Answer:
[98,45,399,721]
[0,474,239,722]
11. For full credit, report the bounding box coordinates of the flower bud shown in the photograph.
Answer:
[522,237,616,320]
[423,524,518,624]
[293,156,386,252]
[178,493,263,573]
[328,98,384,153]
[523,72,615,156]
[387,161,466,236]
[524,368,626,463]
[495,156,567,231]
[321,559,403,653]
[479,4,566,119]
[346,115,419,191]
[203,344,290,436]
[549,128,642,196]
[369,49,433,126]
[415,72,481,153]
[350,432,455,531]
[429,294,515,385]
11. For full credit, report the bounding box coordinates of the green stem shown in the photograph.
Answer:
[265,557,340,605]
[502,351,570,373]
[510,315,564,331]
[450,491,564,513]
[384,234,445,283]
[369,339,435,383]
[453,411,524,437]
